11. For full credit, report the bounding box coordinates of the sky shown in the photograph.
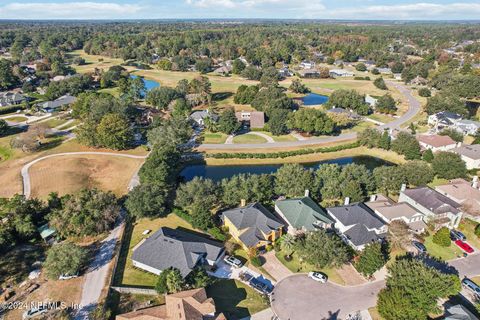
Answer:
[0,0,480,20]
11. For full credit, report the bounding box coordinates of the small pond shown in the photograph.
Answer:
[180,156,391,181]
[302,93,329,106]
[129,75,160,97]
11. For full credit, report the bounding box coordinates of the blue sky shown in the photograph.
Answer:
[0,0,479,20]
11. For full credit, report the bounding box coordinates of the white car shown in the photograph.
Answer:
[223,255,243,268]
[59,273,79,280]
[308,272,328,283]
[23,305,48,319]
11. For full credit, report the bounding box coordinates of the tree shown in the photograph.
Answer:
[377,256,460,320]
[374,77,388,90]
[355,242,387,277]
[326,89,370,115]
[96,113,133,150]
[175,177,219,212]
[125,183,169,218]
[195,58,213,74]
[190,204,214,230]
[431,152,467,179]
[355,63,367,72]
[217,108,240,134]
[375,94,397,114]
[0,59,18,90]
[220,173,274,207]
[166,268,186,293]
[422,149,434,162]
[155,269,170,294]
[402,161,434,186]
[439,128,463,143]
[146,87,178,110]
[387,220,411,250]
[433,227,451,247]
[280,234,297,257]
[267,109,289,136]
[358,128,383,148]
[275,163,313,197]
[391,62,404,74]
[289,79,310,94]
[232,59,246,74]
[418,87,431,97]
[147,117,193,148]
[0,119,8,136]
[425,93,468,116]
[296,230,351,269]
[379,130,391,150]
[186,267,213,288]
[171,98,191,119]
[391,132,421,160]
[373,166,405,195]
[241,66,262,80]
[234,85,259,104]
[139,144,181,187]
[287,108,335,135]
[44,243,87,279]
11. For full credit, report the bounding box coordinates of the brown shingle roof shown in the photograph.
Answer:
[417,134,456,148]
[452,144,480,160]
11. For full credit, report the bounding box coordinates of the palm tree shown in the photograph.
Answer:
[280,234,297,258]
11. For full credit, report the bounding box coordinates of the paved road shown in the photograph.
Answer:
[21,151,147,198]
[197,81,421,151]
[271,253,480,320]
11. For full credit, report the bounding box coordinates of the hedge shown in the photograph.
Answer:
[0,104,26,115]
[206,141,360,159]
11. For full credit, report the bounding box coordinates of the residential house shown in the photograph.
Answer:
[37,224,57,244]
[299,61,315,69]
[451,144,480,169]
[416,134,458,152]
[398,187,463,229]
[325,107,360,120]
[189,110,219,127]
[298,69,321,78]
[334,59,344,66]
[443,304,478,320]
[366,195,427,233]
[326,202,387,251]
[365,94,378,107]
[453,119,480,136]
[428,111,462,133]
[213,65,232,76]
[131,227,225,277]
[275,192,334,235]
[435,178,480,219]
[0,91,26,107]
[329,69,355,78]
[221,202,284,251]
[116,288,225,320]
[235,111,265,129]
[278,67,293,78]
[38,95,76,113]
[377,67,392,75]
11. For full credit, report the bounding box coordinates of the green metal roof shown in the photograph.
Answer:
[38,224,56,239]
[275,196,333,231]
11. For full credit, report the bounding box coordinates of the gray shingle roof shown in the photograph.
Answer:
[342,224,384,247]
[402,187,462,215]
[132,227,224,277]
[275,196,333,231]
[38,95,76,110]
[221,203,284,248]
[327,203,385,229]
[452,144,480,160]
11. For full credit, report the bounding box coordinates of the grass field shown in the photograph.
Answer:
[260,131,297,142]
[42,117,70,129]
[368,113,396,124]
[458,219,480,250]
[232,134,268,144]
[4,116,28,122]
[69,49,124,73]
[28,154,144,199]
[423,235,463,261]
[202,132,228,144]
[114,214,200,287]
[274,251,344,285]
[206,279,269,319]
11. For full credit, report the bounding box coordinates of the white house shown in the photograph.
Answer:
[416,134,459,152]
[453,119,480,136]
[299,61,315,69]
[451,144,480,170]
[329,69,355,78]
[427,111,462,133]
[189,110,219,127]
[365,94,378,107]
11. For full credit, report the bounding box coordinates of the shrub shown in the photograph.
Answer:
[432,227,451,247]
[475,224,480,238]
[250,256,263,267]
[208,227,227,242]
[418,87,431,97]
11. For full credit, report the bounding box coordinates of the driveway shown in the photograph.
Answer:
[198,82,421,151]
[261,251,292,282]
[271,253,480,320]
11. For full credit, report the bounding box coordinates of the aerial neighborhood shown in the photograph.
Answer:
[0,16,480,320]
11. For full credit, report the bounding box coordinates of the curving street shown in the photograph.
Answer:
[197,81,421,151]
[271,253,480,320]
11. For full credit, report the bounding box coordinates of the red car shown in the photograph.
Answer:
[455,240,474,254]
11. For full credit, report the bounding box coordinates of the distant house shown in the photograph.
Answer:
[298,69,321,78]
[436,178,480,219]
[329,69,355,78]
[278,67,293,78]
[299,61,315,69]
[327,202,387,251]
[131,227,225,277]
[451,144,480,169]
[221,202,284,250]
[0,91,26,107]
[398,187,463,229]
[275,192,333,235]
[235,111,265,129]
[453,119,480,136]
[366,195,427,233]
[428,111,462,133]
[116,288,225,320]
[325,107,360,120]
[365,94,378,107]
[377,67,392,75]
[416,134,458,152]
[213,65,232,76]
[189,110,219,127]
[38,95,76,113]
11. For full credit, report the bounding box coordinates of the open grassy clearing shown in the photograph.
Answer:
[28,154,144,199]
[232,134,268,144]
[42,117,70,128]
[423,235,463,261]
[98,87,121,98]
[368,113,396,124]
[202,132,228,144]
[344,120,377,133]
[69,49,124,73]
[114,214,200,287]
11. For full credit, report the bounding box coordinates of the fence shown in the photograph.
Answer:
[110,286,158,296]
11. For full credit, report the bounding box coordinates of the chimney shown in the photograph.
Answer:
[370,194,377,202]
[473,176,479,189]
[400,183,407,193]
[344,197,350,205]
[240,199,246,207]
[304,189,310,197]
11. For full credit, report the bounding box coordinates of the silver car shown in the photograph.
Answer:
[224,255,243,268]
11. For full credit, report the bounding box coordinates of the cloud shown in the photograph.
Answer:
[0,2,144,19]
[185,0,325,12]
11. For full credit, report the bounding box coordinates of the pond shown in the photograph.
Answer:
[130,75,160,97]
[180,156,391,181]
[302,93,329,106]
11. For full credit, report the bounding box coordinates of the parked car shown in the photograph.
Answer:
[412,241,427,253]
[450,230,467,241]
[249,277,273,295]
[308,272,328,283]
[455,240,474,254]
[462,278,480,297]
[224,255,243,268]
[59,273,79,280]
[23,305,48,319]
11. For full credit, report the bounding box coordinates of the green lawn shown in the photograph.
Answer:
[0,144,13,161]
[458,219,480,250]
[260,131,297,142]
[233,134,267,144]
[5,116,28,122]
[43,118,69,129]
[423,235,463,261]
[98,87,121,98]
[274,251,344,285]
[203,132,228,144]
[427,177,450,188]
[206,279,269,319]
[368,113,395,124]
[346,120,377,133]
[114,214,199,287]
